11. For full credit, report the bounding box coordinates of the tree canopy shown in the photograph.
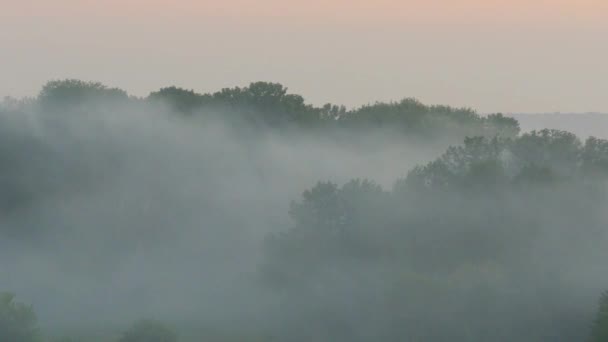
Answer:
[262,130,608,341]
[2,79,608,341]
[119,320,178,342]
[0,293,39,342]
[13,79,520,138]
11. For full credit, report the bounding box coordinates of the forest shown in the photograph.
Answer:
[1,80,608,341]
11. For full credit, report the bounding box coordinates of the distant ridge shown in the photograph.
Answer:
[509,112,608,139]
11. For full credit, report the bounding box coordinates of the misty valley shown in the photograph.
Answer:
[2,80,608,341]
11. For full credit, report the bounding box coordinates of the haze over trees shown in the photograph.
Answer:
[263,130,608,341]
[0,293,40,342]
[1,80,607,341]
[6,79,519,137]
[513,112,608,140]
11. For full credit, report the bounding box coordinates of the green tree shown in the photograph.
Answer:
[147,86,210,114]
[591,291,608,342]
[582,137,608,179]
[512,129,582,177]
[483,113,520,138]
[0,292,40,342]
[119,319,178,342]
[212,82,318,126]
[38,79,129,109]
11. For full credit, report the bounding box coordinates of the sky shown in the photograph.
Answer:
[1,0,607,113]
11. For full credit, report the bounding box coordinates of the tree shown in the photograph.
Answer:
[119,319,178,342]
[38,79,129,109]
[591,291,608,342]
[511,129,581,177]
[340,98,504,139]
[147,86,210,114]
[211,82,318,126]
[262,129,608,340]
[582,137,608,179]
[0,293,40,342]
[483,113,520,138]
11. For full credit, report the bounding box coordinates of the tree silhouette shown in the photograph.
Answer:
[591,291,608,342]
[0,293,40,342]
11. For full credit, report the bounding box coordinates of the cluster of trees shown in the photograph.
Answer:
[2,79,608,340]
[0,293,39,341]
[4,288,608,341]
[0,293,178,342]
[2,79,519,139]
[262,130,608,341]
[404,129,608,190]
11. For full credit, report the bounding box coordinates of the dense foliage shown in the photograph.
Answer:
[3,79,519,138]
[1,80,607,341]
[263,130,608,341]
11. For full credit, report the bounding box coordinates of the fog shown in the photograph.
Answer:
[0,93,440,338]
[1,83,608,341]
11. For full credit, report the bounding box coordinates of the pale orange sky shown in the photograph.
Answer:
[1,0,607,112]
